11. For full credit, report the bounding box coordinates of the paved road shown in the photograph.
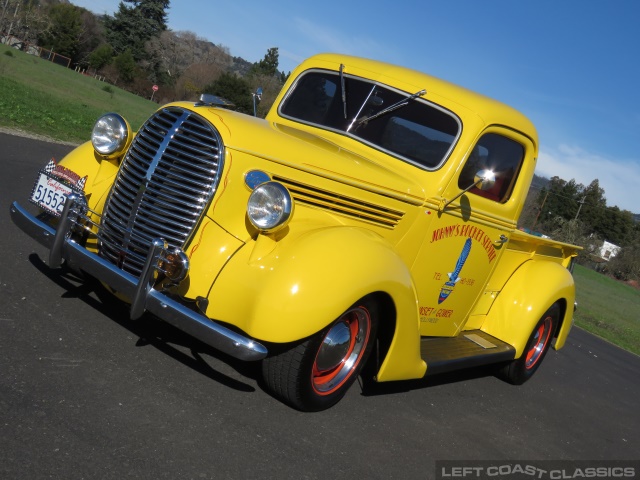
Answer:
[1,132,639,480]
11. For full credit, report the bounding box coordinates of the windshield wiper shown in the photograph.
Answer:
[340,64,347,119]
[355,88,426,127]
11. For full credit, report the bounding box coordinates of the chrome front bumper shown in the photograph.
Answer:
[9,197,267,361]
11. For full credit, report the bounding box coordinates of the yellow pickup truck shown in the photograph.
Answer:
[11,53,580,411]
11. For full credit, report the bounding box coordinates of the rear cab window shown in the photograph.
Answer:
[457,132,525,203]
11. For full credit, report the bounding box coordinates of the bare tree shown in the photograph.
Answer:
[144,29,232,88]
[174,62,224,100]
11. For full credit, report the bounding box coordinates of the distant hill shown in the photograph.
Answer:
[531,173,549,191]
[230,56,253,77]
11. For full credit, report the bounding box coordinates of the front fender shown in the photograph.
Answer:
[481,260,575,357]
[206,226,422,360]
[55,141,120,214]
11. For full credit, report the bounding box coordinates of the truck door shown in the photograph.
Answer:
[412,127,534,337]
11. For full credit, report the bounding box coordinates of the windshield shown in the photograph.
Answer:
[279,69,461,170]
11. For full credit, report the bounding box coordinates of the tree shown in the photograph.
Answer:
[145,30,232,82]
[247,47,286,117]
[518,187,540,230]
[114,48,136,83]
[203,72,252,114]
[607,239,640,282]
[175,63,225,101]
[89,43,114,70]
[251,47,279,77]
[37,4,83,61]
[535,176,579,233]
[549,217,603,264]
[104,0,170,61]
[599,206,634,246]
[75,8,106,67]
[1,0,53,47]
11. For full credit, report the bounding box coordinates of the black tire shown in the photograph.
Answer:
[261,297,379,411]
[497,303,560,385]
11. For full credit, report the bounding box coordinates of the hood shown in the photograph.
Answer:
[190,104,426,205]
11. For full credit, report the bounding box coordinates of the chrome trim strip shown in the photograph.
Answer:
[9,200,268,362]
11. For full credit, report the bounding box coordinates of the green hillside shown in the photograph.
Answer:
[0,44,157,144]
[573,265,639,355]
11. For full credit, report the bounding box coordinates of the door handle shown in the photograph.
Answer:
[494,234,508,245]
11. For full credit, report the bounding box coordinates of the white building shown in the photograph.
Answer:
[600,240,621,260]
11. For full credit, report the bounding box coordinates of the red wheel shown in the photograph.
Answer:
[311,306,371,395]
[262,298,378,411]
[497,303,560,385]
[524,316,554,370]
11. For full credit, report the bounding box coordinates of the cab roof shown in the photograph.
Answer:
[284,53,538,147]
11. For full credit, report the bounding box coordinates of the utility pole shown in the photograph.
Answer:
[533,190,549,228]
[574,196,586,220]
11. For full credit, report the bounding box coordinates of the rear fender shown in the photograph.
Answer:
[481,260,575,357]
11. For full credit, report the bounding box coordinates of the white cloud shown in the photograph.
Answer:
[292,17,387,59]
[537,145,640,213]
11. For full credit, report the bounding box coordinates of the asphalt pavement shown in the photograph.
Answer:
[1,132,638,480]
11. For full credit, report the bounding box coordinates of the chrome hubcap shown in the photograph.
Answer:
[315,321,352,372]
[312,306,371,395]
[525,317,552,369]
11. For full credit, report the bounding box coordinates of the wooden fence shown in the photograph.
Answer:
[0,33,71,68]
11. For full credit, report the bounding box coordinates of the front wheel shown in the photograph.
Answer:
[497,303,560,385]
[262,298,378,411]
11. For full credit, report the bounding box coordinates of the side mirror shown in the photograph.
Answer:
[253,87,263,116]
[474,169,496,191]
[439,169,496,212]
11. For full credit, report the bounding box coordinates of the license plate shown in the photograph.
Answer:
[30,172,79,216]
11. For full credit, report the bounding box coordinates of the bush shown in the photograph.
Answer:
[607,243,640,282]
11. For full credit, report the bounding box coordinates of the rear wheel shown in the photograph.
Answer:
[262,298,378,411]
[498,303,560,385]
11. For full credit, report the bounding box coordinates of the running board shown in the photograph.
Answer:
[421,330,516,376]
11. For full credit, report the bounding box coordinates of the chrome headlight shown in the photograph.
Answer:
[247,181,293,232]
[91,113,131,157]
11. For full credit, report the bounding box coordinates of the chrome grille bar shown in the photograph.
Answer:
[99,107,224,277]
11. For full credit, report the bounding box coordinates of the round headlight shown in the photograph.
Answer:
[91,113,130,156]
[247,182,293,232]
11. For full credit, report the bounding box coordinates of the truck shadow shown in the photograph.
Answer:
[28,253,261,394]
[28,253,503,402]
[359,365,499,398]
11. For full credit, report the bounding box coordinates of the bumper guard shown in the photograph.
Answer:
[9,196,267,361]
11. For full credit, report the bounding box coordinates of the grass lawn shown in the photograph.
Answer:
[573,264,640,355]
[0,44,157,143]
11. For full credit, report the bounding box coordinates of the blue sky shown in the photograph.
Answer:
[73,0,640,213]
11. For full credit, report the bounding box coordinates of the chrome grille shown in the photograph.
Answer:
[99,107,224,277]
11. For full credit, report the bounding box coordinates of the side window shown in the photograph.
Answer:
[458,132,525,203]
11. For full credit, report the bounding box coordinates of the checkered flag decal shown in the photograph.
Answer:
[77,176,87,190]
[44,158,57,174]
